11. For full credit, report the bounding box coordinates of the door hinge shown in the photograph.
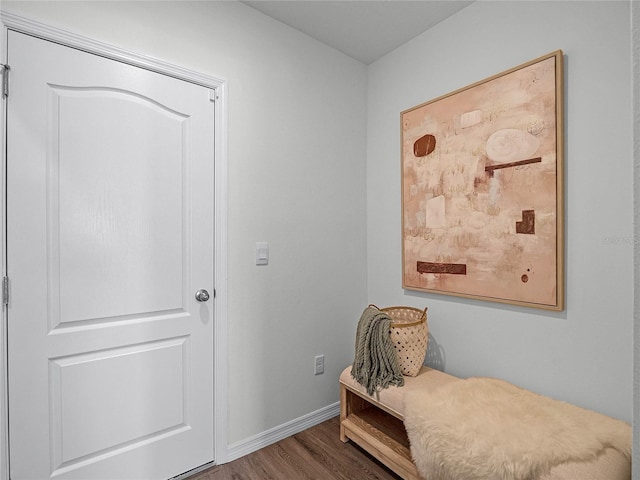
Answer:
[209,88,217,103]
[2,277,9,306]
[1,64,9,98]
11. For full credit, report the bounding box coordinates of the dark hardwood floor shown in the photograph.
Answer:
[191,416,402,480]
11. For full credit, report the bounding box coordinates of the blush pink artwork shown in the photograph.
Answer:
[401,51,564,310]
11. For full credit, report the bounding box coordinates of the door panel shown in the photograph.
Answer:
[7,31,215,480]
[51,86,187,326]
[50,337,188,468]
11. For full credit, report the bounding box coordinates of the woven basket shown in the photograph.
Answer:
[373,305,428,377]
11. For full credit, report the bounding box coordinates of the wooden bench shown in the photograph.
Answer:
[339,365,631,480]
[340,365,457,480]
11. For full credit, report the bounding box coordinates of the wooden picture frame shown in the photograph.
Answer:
[401,50,564,310]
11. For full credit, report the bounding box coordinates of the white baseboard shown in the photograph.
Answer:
[225,402,340,463]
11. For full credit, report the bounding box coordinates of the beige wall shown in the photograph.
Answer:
[367,0,633,423]
[0,0,368,450]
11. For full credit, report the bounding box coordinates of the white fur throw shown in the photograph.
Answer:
[404,377,631,480]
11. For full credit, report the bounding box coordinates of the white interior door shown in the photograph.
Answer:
[6,31,215,480]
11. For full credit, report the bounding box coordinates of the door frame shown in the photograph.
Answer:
[0,12,229,479]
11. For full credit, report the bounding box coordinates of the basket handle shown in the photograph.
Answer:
[368,304,427,319]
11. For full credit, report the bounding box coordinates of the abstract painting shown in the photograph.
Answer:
[401,51,564,310]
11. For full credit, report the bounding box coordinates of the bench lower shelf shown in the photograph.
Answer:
[340,384,421,480]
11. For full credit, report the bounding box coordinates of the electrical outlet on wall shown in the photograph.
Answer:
[314,354,324,375]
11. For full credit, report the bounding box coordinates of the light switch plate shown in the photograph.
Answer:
[256,242,269,265]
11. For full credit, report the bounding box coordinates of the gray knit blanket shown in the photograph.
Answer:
[351,306,404,395]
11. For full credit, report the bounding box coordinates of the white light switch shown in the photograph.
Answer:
[256,242,269,265]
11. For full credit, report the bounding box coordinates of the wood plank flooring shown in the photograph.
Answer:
[191,416,402,480]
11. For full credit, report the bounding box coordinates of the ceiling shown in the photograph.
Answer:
[241,1,474,65]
